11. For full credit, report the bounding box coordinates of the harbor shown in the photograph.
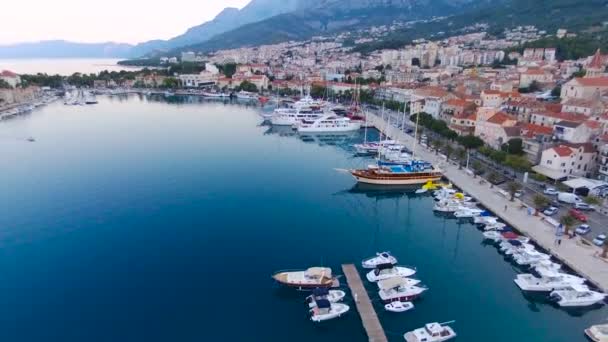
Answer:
[0,95,605,341]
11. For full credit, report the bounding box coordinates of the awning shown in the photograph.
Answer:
[563,178,608,191]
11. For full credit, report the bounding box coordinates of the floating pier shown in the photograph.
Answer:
[341,264,388,342]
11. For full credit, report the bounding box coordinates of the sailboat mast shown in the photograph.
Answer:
[412,110,420,160]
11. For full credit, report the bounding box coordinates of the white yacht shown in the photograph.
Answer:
[512,249,551,266]
[474,216,499,225]
[309,300,349,322]
[483,222,508,231]
[404,322,457,342]
[84,92,98,104]
[378,280,427,303]
[585,323,608,341]
[366,264,416,282]
[270,108,324,126]
[385,301,414,313]
[362,252,398,269]
[297,115,361,133]
[530,260,561,272]
[272,267,336,289]
[550,284,606,307]
[514,269,586,292]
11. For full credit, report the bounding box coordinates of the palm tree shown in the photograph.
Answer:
[560,215,577,237]
[431,139,443,155]
[445,144,454,160]
[532,195,549,216]
[471,160,484,178]
[584,196,602,206]
[506,181,522,201]
[455,148,466,169]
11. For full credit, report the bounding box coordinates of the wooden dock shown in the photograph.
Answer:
[342,264,388,342]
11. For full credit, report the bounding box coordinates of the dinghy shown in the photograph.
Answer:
[385,301,414,313]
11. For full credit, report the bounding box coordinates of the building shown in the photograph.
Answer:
[560,77,608,100]
[529,111,586,127]
[553,120,598,143]
[474,111,519,148]
[410,86,453,118]
[533,143,597,180]
[181,51,196,63]
[585,49,606,78]
[449,112,477,136]
[598,136,608,181]
[519,69,553,88]
[178,71,218,88]
[521,123,555,164]
[561,98,606,116]
[0,70,20,88]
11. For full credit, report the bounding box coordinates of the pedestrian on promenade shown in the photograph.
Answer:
[504,205,508,212]
[354,292,359,303]
[557,239,562,246]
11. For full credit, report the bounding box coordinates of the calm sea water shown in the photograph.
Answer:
[0,96,603,341]
[0,58,141,75]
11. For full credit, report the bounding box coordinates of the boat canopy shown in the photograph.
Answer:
[312,288,329,296]
[376,263,395,270]
[306,267,332,278]
[316,299,331,309]
[378,277,407,290]
[508,240,522,246]
[501,232,519,240]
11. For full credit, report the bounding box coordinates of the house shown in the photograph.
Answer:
[533,143,597,180]
[474,111,519,148]
[181,51,196,63]
[529,111,586,127]
[449,112,477,136]
[521,123,555,164]
[519,69,553,88]
[134,74,167,88]
[561,98,606,116]
[178,71,218,88]
[410,86,454,118]
[441,98,476,122]
[504,98,554,123]
[598,135,608,181]
[0,70,20,88]
[553,120,598,143]
[560,77,608,100]
[585,49,606,78]
[480,89,520,108]
[93,80,107,88]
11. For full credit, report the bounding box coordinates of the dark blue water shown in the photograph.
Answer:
[0,96,602,341]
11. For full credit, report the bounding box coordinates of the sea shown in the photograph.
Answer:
[0,95,604,341]
[0,58,141,75]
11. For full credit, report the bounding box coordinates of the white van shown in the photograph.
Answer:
[557,192,582,204]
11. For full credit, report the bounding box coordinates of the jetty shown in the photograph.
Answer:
[367,112,608,292]
[341,264,388,342]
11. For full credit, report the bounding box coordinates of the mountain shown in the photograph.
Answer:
[130,0,301,56]
[169,0,494,54]
[0,40,134,59]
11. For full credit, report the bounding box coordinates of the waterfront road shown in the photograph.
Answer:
[367,112,608,292]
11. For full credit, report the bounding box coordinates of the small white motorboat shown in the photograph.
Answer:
[415,188,428,194]
[366,264,416,282]
[585,323,608,342]
[362,252,398,269]
[377,277,421,289]
[404,321,457,342]
[385,301,414,313]
[310,300,349,322]
[550,284,606,307]
[306,288,346,308]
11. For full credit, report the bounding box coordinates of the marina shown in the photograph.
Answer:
[0,95,605,341]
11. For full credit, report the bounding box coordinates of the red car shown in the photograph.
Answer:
[569,209,588,222]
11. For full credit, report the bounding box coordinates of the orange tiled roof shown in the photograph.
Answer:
[487,112,513,124]
[575,77,608,87]
[552,145,574,157]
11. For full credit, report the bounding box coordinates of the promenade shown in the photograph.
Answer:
[367,113,608,292]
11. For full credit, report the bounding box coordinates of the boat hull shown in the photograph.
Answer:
[351,170,442,185]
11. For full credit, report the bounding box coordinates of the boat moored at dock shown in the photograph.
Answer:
[272,267,338,289]
[362,252,398,269]
[403,322,457,342]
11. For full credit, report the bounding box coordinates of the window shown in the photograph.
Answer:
[561,163,566,167]
[547,160,553,165]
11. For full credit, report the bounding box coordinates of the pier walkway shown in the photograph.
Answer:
[342,264,388,342]
[367,113,608,292]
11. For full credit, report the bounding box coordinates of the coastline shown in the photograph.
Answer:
[367,112,608,292]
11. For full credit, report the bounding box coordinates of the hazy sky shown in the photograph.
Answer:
[0,0,251,45]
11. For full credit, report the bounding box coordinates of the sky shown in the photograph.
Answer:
[0,0,251,45]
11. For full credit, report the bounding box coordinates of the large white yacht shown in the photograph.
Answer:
[272,267,337,289]
[404,322,457,342]
[378,278,427,303]
[366,264,416,282]
[297,115,361,133]
[270,108,325,126]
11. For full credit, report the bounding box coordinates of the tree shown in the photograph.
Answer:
[221,63,237,78]
[445,144,454,160]
[471,160,484,178]
[530,173,548,182]
[505,138,524,155]
[455,148,466,168]
[560,215,577,236]
[505,155,532,172]
[488,172,500,188]
[551,86,562,97]
[0,79,12,89]
[533,195,549,215]
[161,77,179,89]
[572,69,586,78]
[431,139,443,155]
[238,80,258,93]
[584,196,602,206]
[457,135,484,150]
[528,80,541,93]
[507,181,522,201]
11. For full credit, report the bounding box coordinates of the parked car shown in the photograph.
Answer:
[558,192,583,204]
[593,234,607,247]
[514,190,524,198]
[575,224,591,235]
[550,200,561,208]
[544,188,559,196]
[574,202,595,211]
[543,207,559,216]
[569,209,588,222]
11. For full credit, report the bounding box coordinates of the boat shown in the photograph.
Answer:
[351,166,443,186]
[354,140,404,155]
[514,269,586,292]
[272,267,337,289]
[530,260,561,272]
[378,281,427,303]
[549,284,606,307]
[483,222,508,231]
[366,264,416,282]
[84,92,98,104]
[309,300,349,322]
[26,137,36,143]
[362,252,398,269]
[512,249,551,266]
[403,322,457,342]
[377,277,421,289]
[202,91,229,98]
[270,108,324,126]
[297,115,361,133]
[385,301,414,313]
[453,208,484,218]
[306,288,346,308]
[236,91,258,100]
[585,324,608,342]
